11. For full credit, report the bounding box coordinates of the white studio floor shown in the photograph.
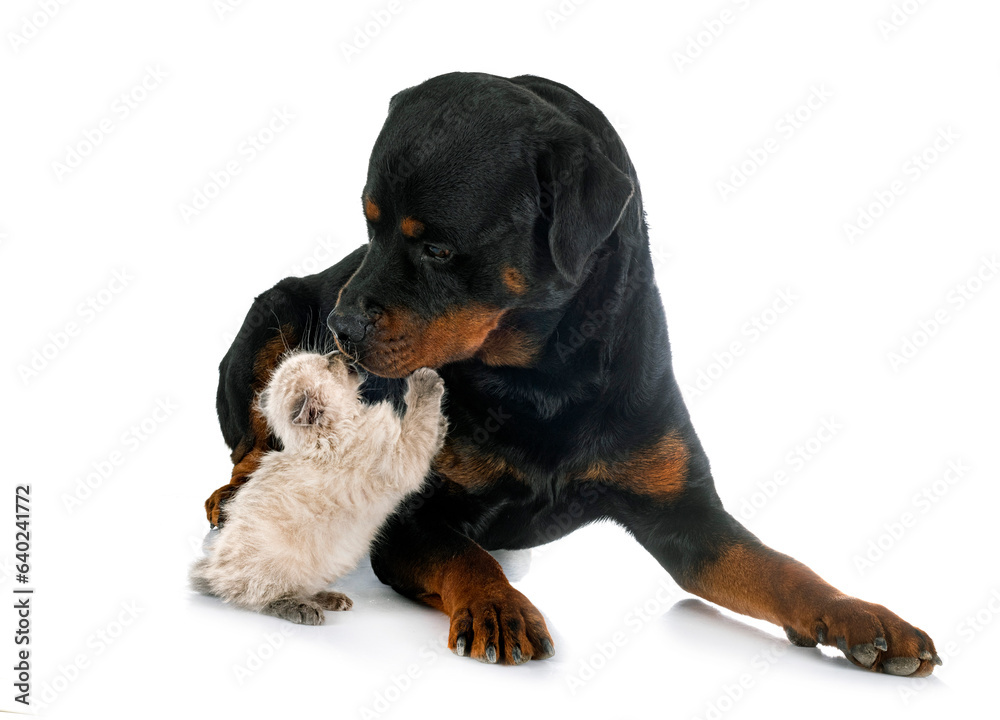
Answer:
[3,1,999,718]
[25,489,991,719]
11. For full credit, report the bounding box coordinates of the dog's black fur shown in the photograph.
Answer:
[210,72,939,673]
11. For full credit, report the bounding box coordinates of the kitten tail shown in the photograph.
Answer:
[189,557,215,597]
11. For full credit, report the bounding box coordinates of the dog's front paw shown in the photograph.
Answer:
[784,597,941,676]
[205,483,241,527]
[448,583,553,665]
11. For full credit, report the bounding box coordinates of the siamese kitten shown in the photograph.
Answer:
[190,350,446,625]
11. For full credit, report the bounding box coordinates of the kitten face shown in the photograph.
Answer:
[259,351,364,450]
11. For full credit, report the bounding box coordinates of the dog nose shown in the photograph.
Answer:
[328,311,373,344]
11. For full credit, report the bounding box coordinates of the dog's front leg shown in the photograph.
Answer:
[605,427,941,676]
[371,487,554,665]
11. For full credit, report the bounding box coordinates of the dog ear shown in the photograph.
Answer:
[291,390,323,426]
[538,129,635,283]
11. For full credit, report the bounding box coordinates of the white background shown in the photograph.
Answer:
[2,0,998,718]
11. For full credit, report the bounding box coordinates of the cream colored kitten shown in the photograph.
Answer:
[190,350,446,625]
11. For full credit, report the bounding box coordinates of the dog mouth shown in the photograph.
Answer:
[330,305,507,378]
[353,344,423,379]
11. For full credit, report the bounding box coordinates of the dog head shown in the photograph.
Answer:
[329,72,635,379]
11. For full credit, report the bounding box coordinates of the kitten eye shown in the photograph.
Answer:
[424,245,451,260]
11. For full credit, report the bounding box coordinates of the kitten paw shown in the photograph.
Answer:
[407,368,445,400]
[264,597,325,625]
[313,590,353,611]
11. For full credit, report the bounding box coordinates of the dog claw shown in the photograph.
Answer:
[883,657,921,676]
[836,637,848,653]
[933,654,943,666]
[454,636,466,657]
[918,650,933,661]
[784,626,817,647]
[874,636,888,652]
[851,643,879,668]
[512,646,524,664]
[537,638,554,660]
[816,626,826,644]
[484,645,497,664]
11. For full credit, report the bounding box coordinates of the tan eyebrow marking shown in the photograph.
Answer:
[502,267,527,295]
[401,217,426,238]
[364,197,381,222]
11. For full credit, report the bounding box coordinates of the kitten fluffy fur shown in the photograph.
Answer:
[190,350,446,625]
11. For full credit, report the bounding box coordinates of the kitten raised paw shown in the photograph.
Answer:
[407,367,445,399]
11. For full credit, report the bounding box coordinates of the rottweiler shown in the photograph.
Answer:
[206,72,940,674]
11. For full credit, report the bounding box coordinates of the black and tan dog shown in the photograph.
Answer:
[207,72,940,675]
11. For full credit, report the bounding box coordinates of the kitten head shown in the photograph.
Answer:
[259,350,364,452]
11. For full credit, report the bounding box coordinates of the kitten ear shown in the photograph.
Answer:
[291,390,323,426]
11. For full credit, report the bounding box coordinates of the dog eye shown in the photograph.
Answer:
[424,245,451,260]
